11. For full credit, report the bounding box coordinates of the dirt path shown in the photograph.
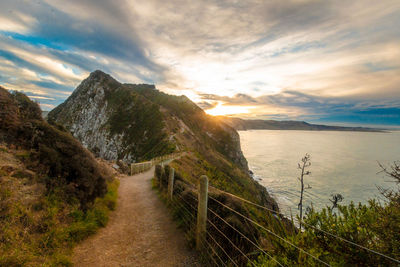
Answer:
[73,167,199,267]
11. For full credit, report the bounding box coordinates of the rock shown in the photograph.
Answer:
[48,71,168,164]
[48,70,250,172]
[112,164,120,170]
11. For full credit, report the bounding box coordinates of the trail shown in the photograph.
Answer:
[73,167,199,267]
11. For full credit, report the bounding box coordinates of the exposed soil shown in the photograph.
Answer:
[73,167,200,266]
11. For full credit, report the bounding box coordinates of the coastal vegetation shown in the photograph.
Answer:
[254,161,400,266]
[2,71,398,266]
[167,155,400,266]
[0,87,118,266]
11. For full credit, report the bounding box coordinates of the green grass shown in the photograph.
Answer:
[105,85,175,161]
[15,150,30,160]
[65,179,119,243]
[0,179,119,266]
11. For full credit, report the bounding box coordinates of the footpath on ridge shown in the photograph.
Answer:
[72,166,200,266]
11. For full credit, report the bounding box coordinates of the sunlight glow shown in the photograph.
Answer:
[205,102,255,116]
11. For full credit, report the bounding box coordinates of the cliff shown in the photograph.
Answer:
[49,70,276,208]
[48,70,248,169]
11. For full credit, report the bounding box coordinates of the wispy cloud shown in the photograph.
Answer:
[0,0,399,125]
[200,91,400,125]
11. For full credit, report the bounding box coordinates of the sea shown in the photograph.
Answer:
[239,130,400,217]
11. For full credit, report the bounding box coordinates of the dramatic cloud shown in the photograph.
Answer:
[0,0,399,125]
[200,91,400,125]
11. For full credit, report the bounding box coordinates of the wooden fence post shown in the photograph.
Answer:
[196,175,208,250]
[155,164,162,187]
[168,167,175,201]
[159,166,164,189]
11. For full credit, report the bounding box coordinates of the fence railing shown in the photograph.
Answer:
[130,153,181,175]
[130,161,152,175]
[154,163,400,267]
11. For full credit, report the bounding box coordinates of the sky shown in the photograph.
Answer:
[0,0,399,126]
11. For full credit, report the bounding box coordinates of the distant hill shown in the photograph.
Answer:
[217,116,384,132]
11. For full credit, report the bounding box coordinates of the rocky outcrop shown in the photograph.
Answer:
[48,70,249,171]
[48,70,278,221]
[48,71,169,162]
[51,72,122,160]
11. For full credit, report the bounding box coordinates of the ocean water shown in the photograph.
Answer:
[239,130,400,216]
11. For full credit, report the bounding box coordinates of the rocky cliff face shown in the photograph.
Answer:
[48,70,248,170]
[48,70,280,212]
[48,71,170,162]
[50,72,121,159]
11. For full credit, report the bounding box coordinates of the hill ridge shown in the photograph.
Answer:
[48,69,276,209]
[218,116,384,132]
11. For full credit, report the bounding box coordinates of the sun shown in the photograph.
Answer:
[205,103,255,116]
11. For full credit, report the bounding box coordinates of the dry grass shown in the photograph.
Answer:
[0,145,119,266]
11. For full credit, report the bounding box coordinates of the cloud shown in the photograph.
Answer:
[196,101,218,110]
[200,90,400,125]
[0,0,168,93]
[199,93,258,105]
[0,0,399,124]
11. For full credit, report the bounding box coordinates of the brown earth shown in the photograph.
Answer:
[72,167,200,267]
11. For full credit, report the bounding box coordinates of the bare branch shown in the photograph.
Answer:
[297,153,312,231]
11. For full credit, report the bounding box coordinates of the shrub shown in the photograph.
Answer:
[253,162,400,266]
[0,87,118,265]
[0,87,107,208]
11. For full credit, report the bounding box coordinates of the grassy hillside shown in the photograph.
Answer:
[130,85,249,170]
[48,71,272,207]
[127,82,278,208]
[0,87,118,266]
[46,71,286,264]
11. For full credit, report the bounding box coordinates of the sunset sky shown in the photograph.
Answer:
[0,0,399,126]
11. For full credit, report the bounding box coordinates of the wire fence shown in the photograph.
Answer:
[209,185,400,264]
[154,162,400,266]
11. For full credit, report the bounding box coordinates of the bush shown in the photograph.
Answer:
[253,162,400,266]
[0,87,107,208]
[0,87,118,265]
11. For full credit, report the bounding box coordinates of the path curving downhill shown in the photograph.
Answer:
[73,167,199,267]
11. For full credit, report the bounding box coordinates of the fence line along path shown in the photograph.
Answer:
[156,163,400,266]
[72,161,199,266]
